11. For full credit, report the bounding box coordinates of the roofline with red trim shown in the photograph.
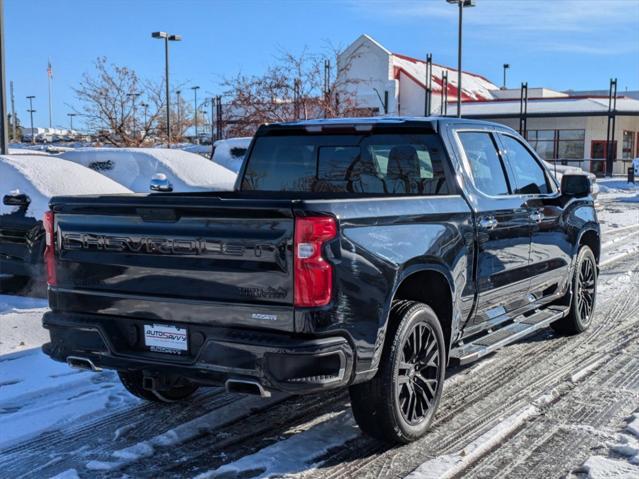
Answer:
[392,52,496,85]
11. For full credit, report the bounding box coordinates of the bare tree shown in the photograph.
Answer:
[73,57,168,147]
[220,47,364,137]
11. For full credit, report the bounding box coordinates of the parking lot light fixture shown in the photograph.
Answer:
[446,0,475,118]
[67,112,76,130]
[152,31,182,147]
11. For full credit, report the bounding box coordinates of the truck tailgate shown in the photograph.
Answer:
[49,195,296,331]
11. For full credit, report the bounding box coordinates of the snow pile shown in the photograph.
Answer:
[211,137,252,173]
[196,410,360,479]
[598,179,639,195]
[578,411,639,478]
[60,148,237,193]
[0,155,131,220]
[405,405,540,479]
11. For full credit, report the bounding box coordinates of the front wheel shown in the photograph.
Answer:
[349,301,446,443]
[552,246,597,335]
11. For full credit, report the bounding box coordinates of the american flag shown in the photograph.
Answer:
[47,60,53,79]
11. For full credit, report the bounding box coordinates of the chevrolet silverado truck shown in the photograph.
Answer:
[42,118,600,443]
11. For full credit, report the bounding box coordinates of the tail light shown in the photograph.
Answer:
[294,216,337,307]
[43,210,57,286]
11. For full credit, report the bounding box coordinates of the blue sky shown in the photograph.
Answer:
[4,0,639,130]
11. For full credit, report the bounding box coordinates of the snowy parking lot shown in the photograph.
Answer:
[0,179,638,479]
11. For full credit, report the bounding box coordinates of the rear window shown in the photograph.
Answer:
[241,133,451,195]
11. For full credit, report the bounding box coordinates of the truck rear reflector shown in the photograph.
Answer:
[294,216,337,307]
[43,210,57,286]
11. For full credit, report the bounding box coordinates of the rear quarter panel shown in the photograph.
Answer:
[296,195,474,372]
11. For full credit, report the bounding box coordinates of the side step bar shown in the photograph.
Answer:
[450,305,570,365]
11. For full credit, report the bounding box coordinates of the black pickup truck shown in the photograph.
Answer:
[43,118,600,443]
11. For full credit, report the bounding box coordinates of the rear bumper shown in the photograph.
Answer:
[42,311,355,394]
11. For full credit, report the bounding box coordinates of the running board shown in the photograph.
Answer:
[450,305,570,365]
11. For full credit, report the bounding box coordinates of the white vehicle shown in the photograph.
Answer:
[632,157,639,177]
[543,160,599,200]
[211,137,252,173]
[60,148,237,193]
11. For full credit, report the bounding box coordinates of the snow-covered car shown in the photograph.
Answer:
[0,155,131,292]
[543,161,599,200]
[210,137,252,173]
[60,148,237,193]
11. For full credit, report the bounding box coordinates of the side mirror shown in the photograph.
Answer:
[561,174,591,198]
[150,173,173,192]
[3,190,31,208]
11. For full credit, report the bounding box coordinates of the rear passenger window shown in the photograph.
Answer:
[458,132,510,196]
[500,135,550,195]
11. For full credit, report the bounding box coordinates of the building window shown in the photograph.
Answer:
[557,129,585,159]
[622,131,635,159]
[526,130,555,159]
[526,129,585,160]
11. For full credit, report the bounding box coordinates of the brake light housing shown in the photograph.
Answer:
[43,210,57,286]
[294,216,337,307]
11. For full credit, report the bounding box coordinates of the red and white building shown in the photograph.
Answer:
[338,35,639,175]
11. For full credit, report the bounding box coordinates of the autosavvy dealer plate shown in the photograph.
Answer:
[144,324,188,354]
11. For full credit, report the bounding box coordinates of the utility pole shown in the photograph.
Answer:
[191,85,200,140]
[0,0,9,154]
[176,90,181,138]
[26,96,36,144]
[9,80,15,141]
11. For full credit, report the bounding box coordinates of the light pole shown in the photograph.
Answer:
[26,95,36,144]
[191,85,200,140]
[127,92,141,142]
[152,31,182,148]
[447,0,475,118]
[67,112,76,130]
[0,0,9,154]
[140,102,149,125]
[502,63,510,89]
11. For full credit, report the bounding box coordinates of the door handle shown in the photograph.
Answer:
[529,211,544,223]
[478,217,498,230]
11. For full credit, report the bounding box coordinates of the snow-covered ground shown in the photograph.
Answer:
[0,180,637,478]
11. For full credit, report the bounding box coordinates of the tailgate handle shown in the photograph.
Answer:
[137,208,179,222]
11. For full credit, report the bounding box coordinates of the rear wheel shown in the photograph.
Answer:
[349,301,446,443]
[118,371,199,403]
[552,246,597,335]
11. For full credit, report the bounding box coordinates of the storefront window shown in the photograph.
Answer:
[557,129,585,159]
[622,131,635,159]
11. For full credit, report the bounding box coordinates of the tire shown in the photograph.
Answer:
[552,246,597,335]
[118,371,199,403]
[349,300,446,443]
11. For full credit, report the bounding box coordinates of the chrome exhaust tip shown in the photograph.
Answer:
[66,356,102,372]
[225,378,271,398]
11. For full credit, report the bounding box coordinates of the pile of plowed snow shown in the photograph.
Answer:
[60,148,237,193]
[0,154,131,219]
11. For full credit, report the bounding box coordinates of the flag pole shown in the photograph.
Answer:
[47,58,52,128]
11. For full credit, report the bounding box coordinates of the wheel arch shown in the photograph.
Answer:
[374,263,457,368]
[576,227,601,264]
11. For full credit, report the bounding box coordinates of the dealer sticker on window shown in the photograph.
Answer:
[144,324,188,354]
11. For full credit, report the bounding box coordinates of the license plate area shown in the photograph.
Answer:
[144,323,188,355]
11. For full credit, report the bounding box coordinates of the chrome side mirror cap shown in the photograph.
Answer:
[150,173,173,192]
